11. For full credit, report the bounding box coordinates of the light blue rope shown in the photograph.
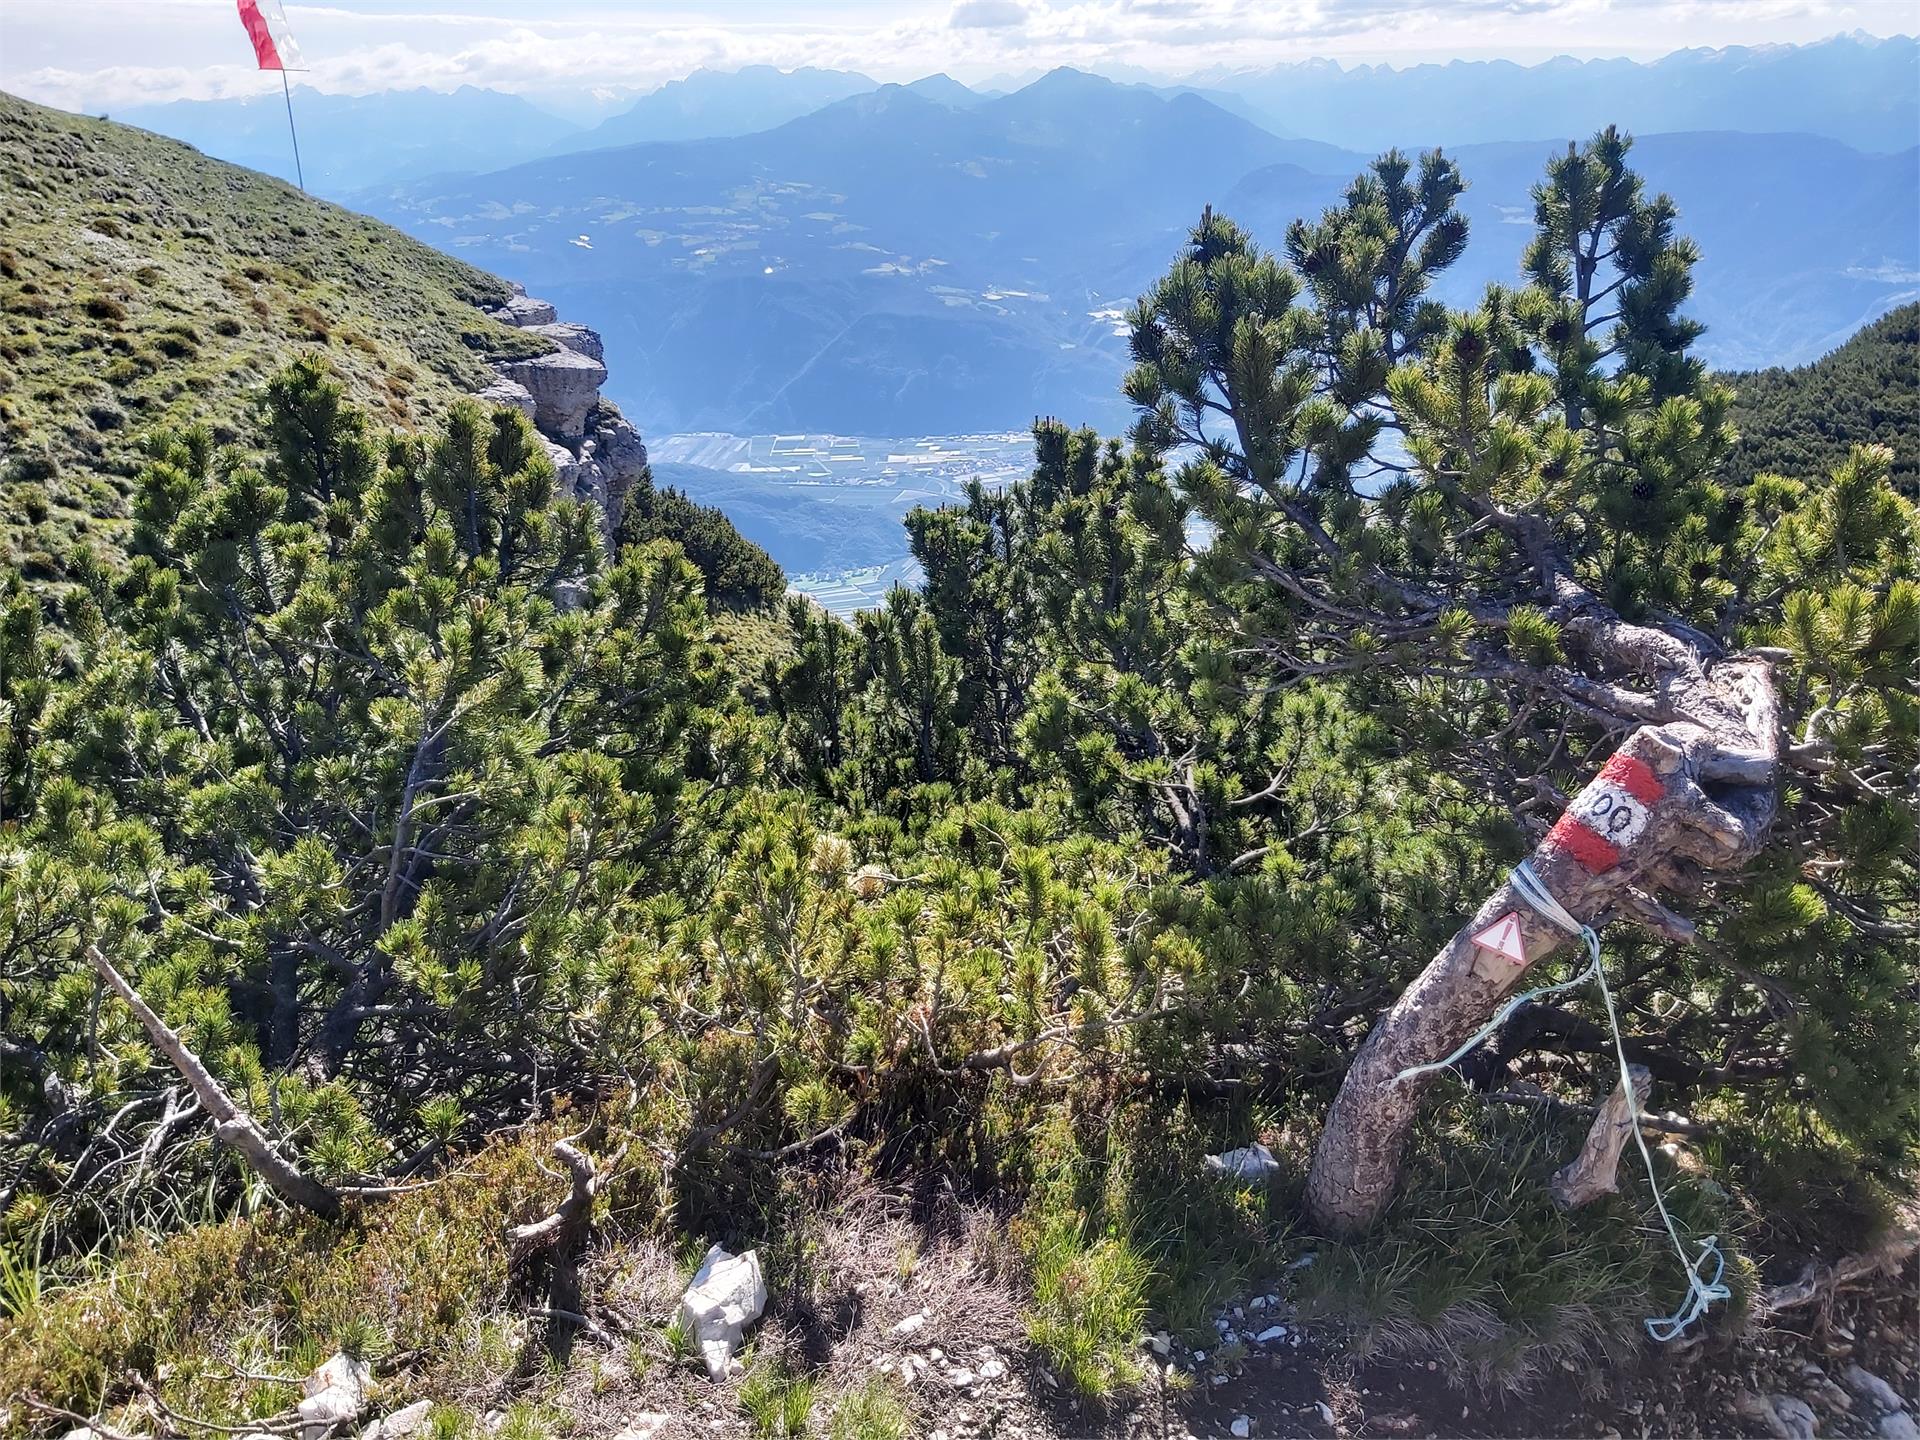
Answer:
[1392,859,1730,1343]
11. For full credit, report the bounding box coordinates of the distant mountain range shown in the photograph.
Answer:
[559,66,879,152]
[112,85,582,191]
[79,37,1920,437]
[1196,32,1919,154]
[358,70,1338,436]
[352,65,1917,437]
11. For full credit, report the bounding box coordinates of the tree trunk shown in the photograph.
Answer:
[1303,658,1777,1235]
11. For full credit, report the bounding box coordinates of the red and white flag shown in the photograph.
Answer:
[237,0,304,71]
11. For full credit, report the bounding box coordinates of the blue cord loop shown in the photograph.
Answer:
[1392,859,1730,1343]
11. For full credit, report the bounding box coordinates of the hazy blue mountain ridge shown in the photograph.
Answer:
[112,85,582,192]
[1196,32,1919,153]
[558,65,880,151]
[358,66,1918,437]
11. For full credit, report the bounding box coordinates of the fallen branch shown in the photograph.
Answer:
[1552,1064,1651,1209]
[1754,1208,1920,1322]
[507,1139,606,1250]
[86,945,341,1219]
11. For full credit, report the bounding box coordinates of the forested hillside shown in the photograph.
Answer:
[1729,303,1919,492]
[0,107,1914,1440]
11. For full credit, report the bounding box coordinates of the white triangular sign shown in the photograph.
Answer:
[1470,911,1527,965]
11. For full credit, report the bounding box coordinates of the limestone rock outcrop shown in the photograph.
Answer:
[488,293,557,327]
[497,347,607,441]
[474,375,535,421]
[527,321,605,364]
[471,291,647,548]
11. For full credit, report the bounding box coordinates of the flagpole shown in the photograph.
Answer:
[279,67,305,192]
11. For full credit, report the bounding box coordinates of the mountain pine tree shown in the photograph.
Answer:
[1124,130,1916,1231]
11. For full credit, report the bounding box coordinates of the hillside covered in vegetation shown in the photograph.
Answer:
[1728,302,1919,493]
[0,92,551,572]
[0,107,1914,1440]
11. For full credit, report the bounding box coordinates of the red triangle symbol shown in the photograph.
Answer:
[1471,911,1528,965]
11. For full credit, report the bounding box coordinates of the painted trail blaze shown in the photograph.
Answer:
[1547,751,1666,873]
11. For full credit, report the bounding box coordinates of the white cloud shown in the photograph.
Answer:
[0,0,1902,111]
[950,0,1030,28]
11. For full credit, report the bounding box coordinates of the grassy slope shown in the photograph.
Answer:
[0,90,550,572]
[1727,301,1919,493]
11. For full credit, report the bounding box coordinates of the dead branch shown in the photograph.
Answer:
[86,945,341,1219]
[1551,1064,1652,1209]
[1754,1207,1920,1322]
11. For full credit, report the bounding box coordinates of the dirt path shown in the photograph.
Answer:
[501,1211,1917,1440]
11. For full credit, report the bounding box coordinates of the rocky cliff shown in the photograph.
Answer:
[472,284,648,545]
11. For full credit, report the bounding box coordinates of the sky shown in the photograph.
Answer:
[0,0,1914,114]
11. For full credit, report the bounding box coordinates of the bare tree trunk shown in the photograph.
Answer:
[1552,1063,1651,1209]
[87,945,342,1218]
[1303,656,1778,1234]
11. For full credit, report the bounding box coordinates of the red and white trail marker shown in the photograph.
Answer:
[1470,911,1529,966]
[1546,751,1667,874]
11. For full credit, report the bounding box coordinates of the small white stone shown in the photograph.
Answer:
[1230,1418,1251,1438]
[946,1367,975,1388]
[1314,1402,1335,1426]
[1149,1331,1171,1356]
[978,1359,1006,1381]
[381,1402,435,1440]
[296,1353,372,1440]
[1255,1325,1288,1343]
[892,1312,928,1336]
[1204,1144,1280,1183]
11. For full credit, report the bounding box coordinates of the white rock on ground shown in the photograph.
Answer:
[891,1311,927,1336]
[1847,1367,1908,1416]
[297,1352,371,1440]
[677,1244,767,1381]
[362,1399,433,1440]
[1880,1414,1920,1440]
[1204,1143,1280,1182]
[1255,1325,1288,1343]
[1230,1417,1251,1438]
[611,1415,670,1440]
